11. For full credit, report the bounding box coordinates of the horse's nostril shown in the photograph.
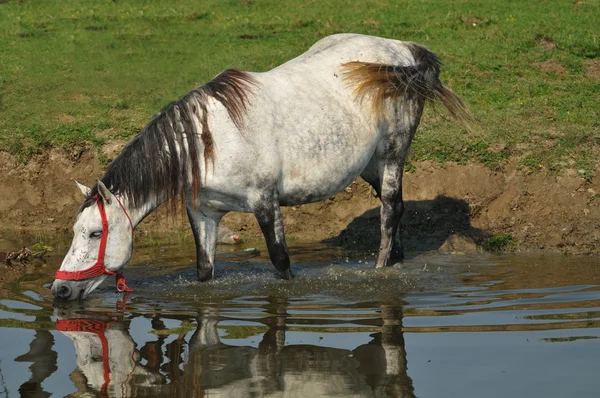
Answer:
[56,285,72,299]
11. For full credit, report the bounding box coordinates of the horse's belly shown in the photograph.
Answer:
[252,56,381,206]
[277,135,377,206]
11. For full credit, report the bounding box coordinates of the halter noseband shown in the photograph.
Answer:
[55,194,134,292]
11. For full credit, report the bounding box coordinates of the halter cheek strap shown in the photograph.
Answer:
[55,194,135,293]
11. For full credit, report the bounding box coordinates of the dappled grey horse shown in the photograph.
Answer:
[52,33,471,300]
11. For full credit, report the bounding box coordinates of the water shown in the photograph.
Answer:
[0,240,599,397]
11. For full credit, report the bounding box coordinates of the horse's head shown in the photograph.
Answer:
[52,180,134,300]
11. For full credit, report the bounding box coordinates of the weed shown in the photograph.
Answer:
[150,323,195,335]
[114,100,129,110]
[138,233,162,248]
[486,233,515,251]
[522,155,543,173]
[219,325,267,339]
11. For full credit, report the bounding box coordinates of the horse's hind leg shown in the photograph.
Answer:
[374,162,406,268]
[361,164,404,262]
[186,205,224,282]
[373,104,424,268]
[250,189,293,280]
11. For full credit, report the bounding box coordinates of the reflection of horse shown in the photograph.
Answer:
[55,299,415,397]
[184,302,415,397]
[53,307,165,397]
[52,33,472,300]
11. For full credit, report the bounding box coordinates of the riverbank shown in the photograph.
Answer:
[1,148,598,257]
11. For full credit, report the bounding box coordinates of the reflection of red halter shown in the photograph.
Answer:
[57,318,137,397]
[57,318,113,396]
[55,194,134,292]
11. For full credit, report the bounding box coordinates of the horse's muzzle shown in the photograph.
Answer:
[52,280,86,300]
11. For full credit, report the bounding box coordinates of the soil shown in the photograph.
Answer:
[0,147,599,265]
[584,60,600,80]
[535,59,567,75]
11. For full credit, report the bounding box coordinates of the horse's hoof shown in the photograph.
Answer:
[197,269,214,282]
[279,269,293,280]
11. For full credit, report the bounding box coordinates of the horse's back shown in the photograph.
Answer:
[248,35,418,204]
[204,34,425,208]
[275,33,416,70]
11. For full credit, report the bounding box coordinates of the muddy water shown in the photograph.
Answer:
[0,237,599,397]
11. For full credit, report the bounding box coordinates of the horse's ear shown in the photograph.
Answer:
[73,179,91,197]
[97,180,113,205]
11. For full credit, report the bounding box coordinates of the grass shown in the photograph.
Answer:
[0,0,598,173]
[486,233,515,251]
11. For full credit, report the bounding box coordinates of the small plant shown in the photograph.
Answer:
[577,169,593,183]
[31,242,53,252]
[522,155,543,171]
[114,100,129,110]
[486,233,514,251]
[139,233,161,248]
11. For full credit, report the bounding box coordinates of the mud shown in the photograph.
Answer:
[0,148,599,257]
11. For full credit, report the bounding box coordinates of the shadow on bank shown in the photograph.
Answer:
[324,195,490,255]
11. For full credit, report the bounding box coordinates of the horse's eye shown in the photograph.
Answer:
[90,231,102,239]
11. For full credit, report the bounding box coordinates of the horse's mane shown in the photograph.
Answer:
[81,69,256,212]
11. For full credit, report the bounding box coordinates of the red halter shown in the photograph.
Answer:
[55,194,135,292]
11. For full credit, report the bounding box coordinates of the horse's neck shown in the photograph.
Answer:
[124,195,166,228]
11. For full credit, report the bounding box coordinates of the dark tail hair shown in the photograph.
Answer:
[342,42,473,130]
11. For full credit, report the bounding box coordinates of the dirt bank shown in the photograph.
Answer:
[0,148,599,256]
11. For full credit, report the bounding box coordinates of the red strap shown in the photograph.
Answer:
[55,262,116,281]
[116,272,133,292]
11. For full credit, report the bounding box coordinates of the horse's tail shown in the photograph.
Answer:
[341,43,473,131]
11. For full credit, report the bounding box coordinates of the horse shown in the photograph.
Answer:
[52,33,471,300]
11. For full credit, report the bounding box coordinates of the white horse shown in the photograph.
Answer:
[52,33,471,300]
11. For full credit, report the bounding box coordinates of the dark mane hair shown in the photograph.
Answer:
[81,69,256,212]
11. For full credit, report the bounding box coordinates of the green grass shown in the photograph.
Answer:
[486,233,515,251]
[0,0,599,173]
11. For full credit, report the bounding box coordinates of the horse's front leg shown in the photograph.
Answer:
[250,189,293,280]
[186,206,224,282]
